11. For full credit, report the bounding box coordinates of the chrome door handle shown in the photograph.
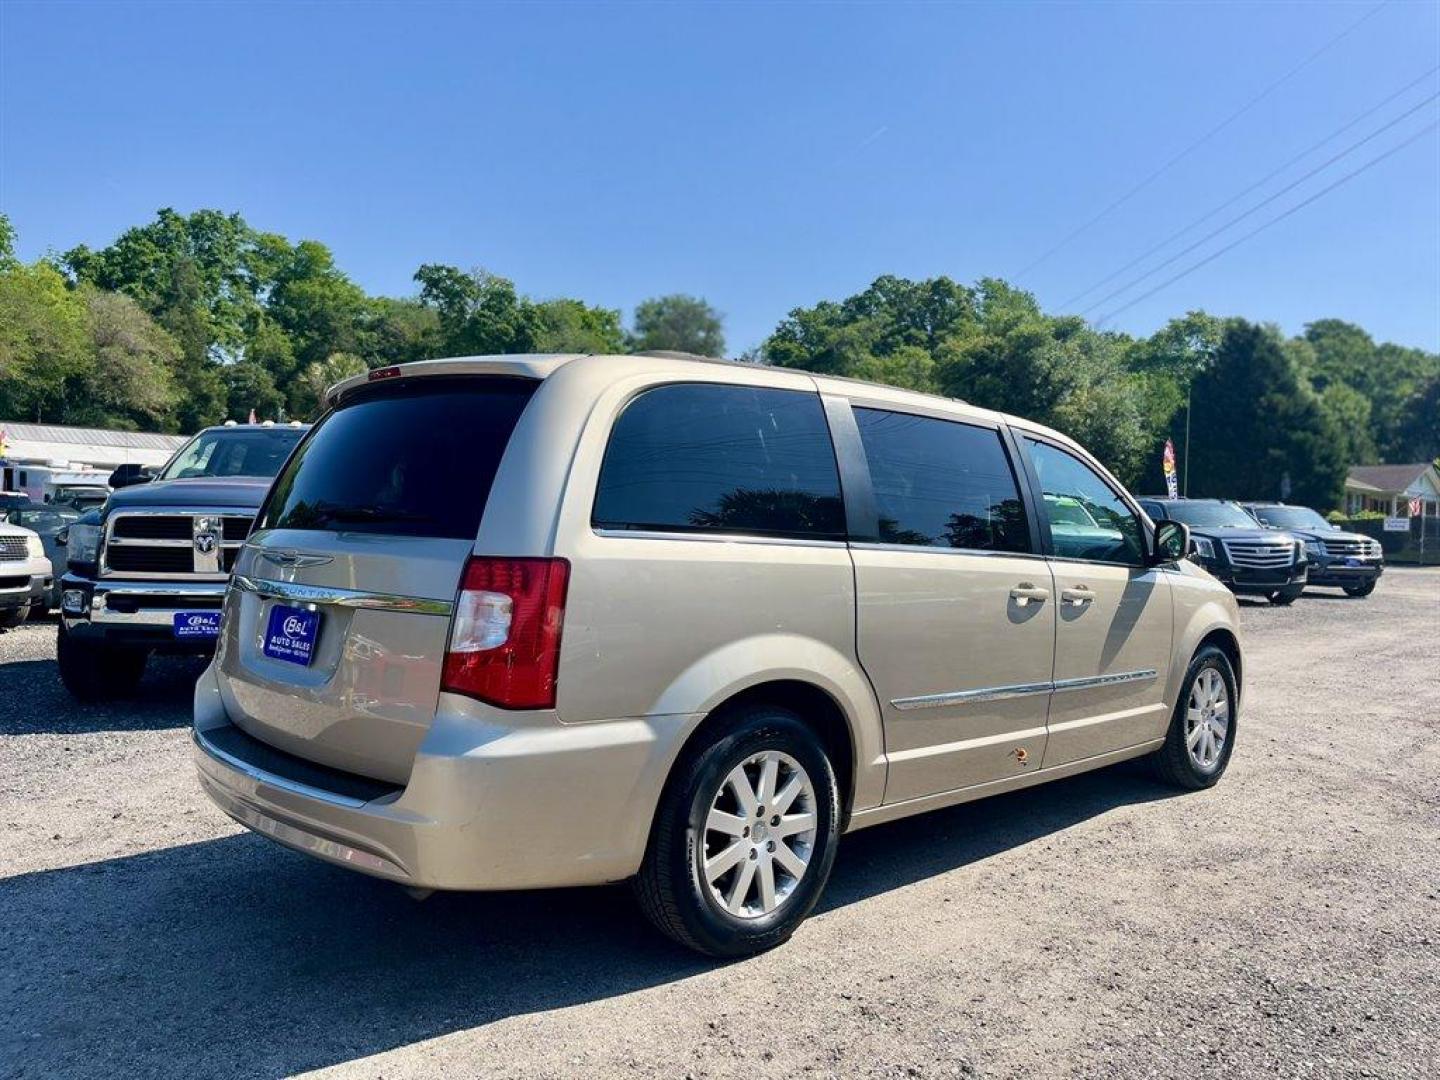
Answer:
[1009,583,1050,606]
[1061,586,1096,607]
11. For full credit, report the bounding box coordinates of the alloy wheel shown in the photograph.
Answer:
[701,750,818,919]
[1185,667,1230,772]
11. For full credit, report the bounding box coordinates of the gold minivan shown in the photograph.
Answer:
[193,353,1241,956]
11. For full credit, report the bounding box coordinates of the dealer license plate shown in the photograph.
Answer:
[262,604,321,666]
[173,611,221,640]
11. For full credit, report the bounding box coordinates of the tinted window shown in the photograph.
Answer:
[258,377,536,540]
[1026,439,1144,565]
[1162,501,1261,528]
[593,384,844,540]
[159,428,305,480]
[855,408,1029,552]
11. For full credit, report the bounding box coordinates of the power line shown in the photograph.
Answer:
[1059,64,1440,310]
[1092,120,1438,325]
[1012,0,1391,281]
[1077,89,1440,317]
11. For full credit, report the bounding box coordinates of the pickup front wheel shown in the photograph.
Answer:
[56,623,149,701]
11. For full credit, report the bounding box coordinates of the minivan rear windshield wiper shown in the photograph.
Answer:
[285,501,435,528]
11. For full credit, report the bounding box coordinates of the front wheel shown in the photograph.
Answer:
[634,705,841,957]
[1147,645,1238,790]
[1343,580,1377,598]
[56,622,149,701]
[0,606,29,630]
[1268,585,1303,605]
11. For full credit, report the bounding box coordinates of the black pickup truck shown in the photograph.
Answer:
[1138,497,1308,605]
[57,422,307,700]
[1242,502,1384,598]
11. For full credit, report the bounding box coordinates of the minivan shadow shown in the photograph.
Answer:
[0,655,203,735]
[2,764,1175,1078]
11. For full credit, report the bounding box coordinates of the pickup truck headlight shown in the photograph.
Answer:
[66,522,102,564]
[1304,540,1325,558]
[26,534,44,559]
[1191,536,1215,559]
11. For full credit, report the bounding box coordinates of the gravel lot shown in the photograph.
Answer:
[2,569,1437,1079]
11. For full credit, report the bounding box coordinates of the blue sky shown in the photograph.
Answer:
[2,1,1437,354]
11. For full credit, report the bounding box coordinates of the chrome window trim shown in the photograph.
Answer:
[591,527,849,549]
[849,541,1048,561]
[230,574,455,616]
[892,668,1158,711]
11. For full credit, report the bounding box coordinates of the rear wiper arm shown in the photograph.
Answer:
[311,502,433,524]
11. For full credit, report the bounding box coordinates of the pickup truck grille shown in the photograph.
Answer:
[1321,537,1379,558]
[102,512,253,578]
[1222,538,1297,569]
[0,536,27,562]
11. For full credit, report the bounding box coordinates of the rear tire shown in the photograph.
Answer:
[1147,645,1237,790]
[1268,585,1303,605]
[634,705,841,957]
[0,606,29,630]
[57,622,148,701]
[1342,580,1377,598]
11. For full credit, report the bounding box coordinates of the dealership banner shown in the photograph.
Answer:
[1162,439,1178,498]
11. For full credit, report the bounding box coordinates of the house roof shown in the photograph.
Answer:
[1345,463,1438,493]
[1,421,188,470]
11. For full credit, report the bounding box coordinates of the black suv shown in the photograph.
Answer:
[1242,503,1383,598]
[1139,498,1307,605]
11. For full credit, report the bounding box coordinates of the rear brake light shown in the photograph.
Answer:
[441,557,570,709]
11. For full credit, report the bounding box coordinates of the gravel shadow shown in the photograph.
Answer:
[0,763,1176,1078]
[0,655,204,735]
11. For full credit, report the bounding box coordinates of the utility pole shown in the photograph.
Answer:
[1183,382,1191,498]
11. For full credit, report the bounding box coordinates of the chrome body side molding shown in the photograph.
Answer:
[891,668,1158,711]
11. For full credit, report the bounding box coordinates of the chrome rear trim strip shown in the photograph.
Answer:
[891,668,1158,711]
[230,575,455,616]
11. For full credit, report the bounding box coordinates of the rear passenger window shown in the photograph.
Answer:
[854,408,1030,553]
[593,383,845,540]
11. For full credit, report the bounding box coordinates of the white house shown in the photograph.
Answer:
[1344,462,1440,518]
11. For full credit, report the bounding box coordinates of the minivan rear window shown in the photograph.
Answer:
[257,376,536,540]
[593,383,845,541]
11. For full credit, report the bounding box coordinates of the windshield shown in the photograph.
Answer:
[1250,505,1334,531]
[158,427,305,480]
[1162,501,1258,528]
[1043,494,1100,528]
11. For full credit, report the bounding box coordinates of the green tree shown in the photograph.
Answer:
[299,351,369,413]
[1186,320,1346,509]
[629,294,726,357]
[74,288,181,430]
[415,265,539,356]
[0,257,89,422]
[532,298,626,353]
[1391,375,1440,464]
[222,360,285,422]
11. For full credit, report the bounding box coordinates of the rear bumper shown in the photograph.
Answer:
[192,663,691,890]
[61,575,227,647]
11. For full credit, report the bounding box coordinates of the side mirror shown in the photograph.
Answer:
[1151,520,1190,565]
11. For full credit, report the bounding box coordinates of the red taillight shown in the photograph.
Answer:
[441,557,570,710]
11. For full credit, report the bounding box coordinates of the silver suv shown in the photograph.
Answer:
[194,353,1243,955]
